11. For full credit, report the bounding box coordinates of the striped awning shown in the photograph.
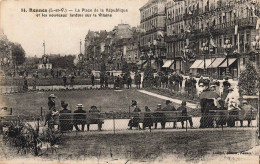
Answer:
[218,58,237,68]
[197,59,215,69]
[208,58,225,68]
[190,60,203,69]
[162,60,174,68]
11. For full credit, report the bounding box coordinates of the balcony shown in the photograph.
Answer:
[213,17,257,32]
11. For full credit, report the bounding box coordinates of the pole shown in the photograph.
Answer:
[258,51,260,139]
[204,52,206,76]
[113,113,115,135]
[45,64,47,79]
[41,107,43,118]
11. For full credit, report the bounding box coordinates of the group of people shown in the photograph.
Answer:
[96,71,142,89]
[45,94,103,132]
[198,76,257,128]
[62,74,75,87]
[128,99,193,130]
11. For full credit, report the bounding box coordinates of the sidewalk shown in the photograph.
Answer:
[138,90,197,109]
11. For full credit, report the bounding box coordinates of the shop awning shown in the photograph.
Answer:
[218,58,237,68]
[197,59,215,69]
[208,58,225,68]
[162,60,174,68]
[190,60,203,69]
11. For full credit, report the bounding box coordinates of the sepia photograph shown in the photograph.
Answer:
[0,0,260,163]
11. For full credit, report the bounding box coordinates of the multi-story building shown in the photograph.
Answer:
[165,0,260,79]
[139,0,167,71]
[164,0,185,73]
[84,24,137,72]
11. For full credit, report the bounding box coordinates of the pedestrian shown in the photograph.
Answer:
[179,73,183,88]
[45,94,59,128]
[73,104,87,131]
[59,102,73,132]
[91,73,95,86]
[198,76,205,85]
[51,69,54,78]
[104,74,108,88]
[127,74,132,89]
[70,74,75,87]
[62,75,67,87]
[134,72,139,88]
[222,77,231,100]
[100,74,104,88]
[23,76,28,91]
[138,73,142,88]
[177,101,193,129]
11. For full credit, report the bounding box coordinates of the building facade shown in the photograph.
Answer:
[139,0,167,71]
[84,24,140,72]
[165,0,260,79]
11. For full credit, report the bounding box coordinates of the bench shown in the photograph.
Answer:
[209,109,257,127]
[129,111,192,129]
[54,112,105,131]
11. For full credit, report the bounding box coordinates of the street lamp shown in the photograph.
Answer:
[78,53,84,74]
[42,54,48,78]
[200,42,209,75]
[223,39,233,77]
[251,35,260,139]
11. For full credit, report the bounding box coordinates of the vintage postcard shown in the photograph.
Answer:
[0,0,260,163]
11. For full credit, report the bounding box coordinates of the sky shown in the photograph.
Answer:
[0,0,148,57]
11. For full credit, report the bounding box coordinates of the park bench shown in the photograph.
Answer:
[54,112,105,131]
[129,111,193,129]
[209,109,257,127]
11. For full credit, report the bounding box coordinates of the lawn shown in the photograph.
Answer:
[0,129,258,163]
[0,89,180,116]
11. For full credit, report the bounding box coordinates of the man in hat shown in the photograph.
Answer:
[59,102,73,132]
[162,100,177,128]
[45,94,59,127]
[177,101,193,129]
[48,94,56,111]
[73,104,87,131]
[128,100,141,130]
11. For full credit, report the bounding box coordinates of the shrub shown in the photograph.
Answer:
[238,63,258,95]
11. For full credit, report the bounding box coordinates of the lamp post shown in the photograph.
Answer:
[252,35,260,139]
[42,54,48,79]
[78,53,84,74]
[223,39,233,77]
[183,46,190,74]
[201,42,209,76]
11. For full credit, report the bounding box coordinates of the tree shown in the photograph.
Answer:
[10,43,26,66]
[49,55,76,70]
[238,63,258,95]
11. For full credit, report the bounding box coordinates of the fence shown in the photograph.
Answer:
[1,107,257,135]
